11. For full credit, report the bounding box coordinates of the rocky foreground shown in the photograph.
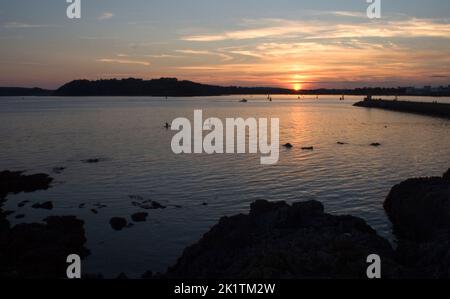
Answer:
[384,168,450,278]
[167,168,450,279]
[0,171,89,278]
[167,200,403,279]
[1,168,449,279]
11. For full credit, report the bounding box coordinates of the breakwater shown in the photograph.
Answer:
[354,99,450,119]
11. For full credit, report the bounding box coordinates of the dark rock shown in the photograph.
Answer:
[132,212,148,222]
[52,167,66,174]
[201,202,208,206]
[384,172,450,278]
[148,201,166,209]
[370,143,381,147]
[301,146,314,150]
[4,210,14,216]
[32,201,53,210]
[384,177,450,241]
[91,209,98,215]
[131,196,166,210]
[283,143,293,149]
[81,158,107,164]
[167,200,402,279]
[79,203,86,208]
[0,170,53,200]
[0,216,89,278]
[110,217,127,231]
[18,200,30,208]
[129,195,144,201]
[94,203,107,209]
[337,142,347,145]
[443,168,450,180]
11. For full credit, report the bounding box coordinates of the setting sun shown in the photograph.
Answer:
[293,83,302,91]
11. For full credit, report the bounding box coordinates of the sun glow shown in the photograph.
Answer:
[293,83,302,91]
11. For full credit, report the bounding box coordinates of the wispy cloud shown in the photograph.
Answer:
[181,18,450,41]
[97,58,150,66]
[321,11,368,18]
[2,22,52,29]
[145,54,183,58]
[175,49,233,61]
[98,12,115,21]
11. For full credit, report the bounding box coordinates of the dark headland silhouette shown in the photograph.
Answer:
[2,77,450,97]
[0,87,52,97]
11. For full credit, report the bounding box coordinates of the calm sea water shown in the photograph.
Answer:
[1,95,450,278]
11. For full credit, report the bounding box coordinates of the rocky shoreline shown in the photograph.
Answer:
[0,171,90,278]
[166,168,450,279]
[1,168,449,279]
[166,200,404,279]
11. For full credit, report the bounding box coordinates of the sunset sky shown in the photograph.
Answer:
[1,0,449,89]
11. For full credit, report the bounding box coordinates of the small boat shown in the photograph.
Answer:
[240,99,248,103]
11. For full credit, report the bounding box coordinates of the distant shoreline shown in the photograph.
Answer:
[2,77,450,97]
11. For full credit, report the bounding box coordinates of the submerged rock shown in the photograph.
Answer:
[301,146,314,151]
[167,200,401,279]
[384,170,450,278]
[3,210,14,216]
[81,158,107,164]
[129,195,166,210]
[32,201,54,210]
[52,167,66,174]
[0,170,53,199]
[110,217,128,231]
[132,212,148,222]
[283,143,293,149]
[370,143,381,147]
[18,200,30,208]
